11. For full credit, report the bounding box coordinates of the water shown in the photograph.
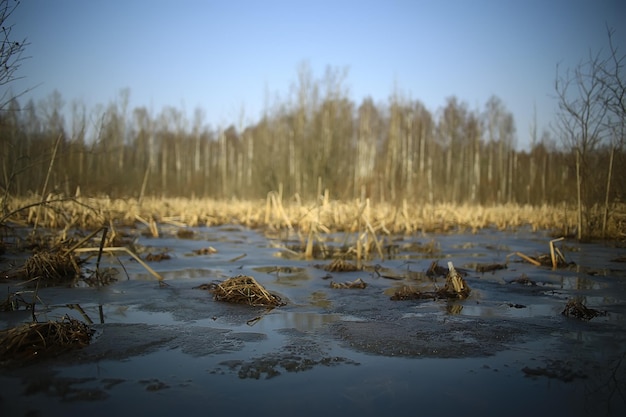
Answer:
[1,225,625,416]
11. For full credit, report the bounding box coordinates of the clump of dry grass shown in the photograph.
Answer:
[1,224,163,285]
[208,275,285,307]
[330,278,367,289]
[144,252,171,262]
[561,299,606,320]
[19,250,82,286]
[0,316,93,366]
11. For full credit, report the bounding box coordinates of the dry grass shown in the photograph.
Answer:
[1,250,83,286]
[324,258,360,272]
[561,299,607,320]
[0,316,93,365]
[2,195,625,239]
[208,275,285,307]
[24,251,82,283]
[329,278,367,289]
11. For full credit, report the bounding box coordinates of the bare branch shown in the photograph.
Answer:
[554,52,609,153]
[0,0,31,110]
[593,25,626,148]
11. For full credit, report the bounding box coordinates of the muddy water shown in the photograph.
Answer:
[1,225,625,417]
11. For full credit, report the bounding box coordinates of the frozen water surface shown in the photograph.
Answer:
[1,225,625,416]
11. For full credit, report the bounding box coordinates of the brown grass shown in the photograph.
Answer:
[208,275,285,307]
[0,316,93,365]
[4,250,84,286]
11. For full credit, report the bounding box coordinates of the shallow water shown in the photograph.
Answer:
[1,225,625,416]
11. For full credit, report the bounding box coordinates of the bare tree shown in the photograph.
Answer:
[438,96,468,203]
[1,0,31,110]
[594,27,625,237]
[596,27,626,127]
[555,51,608,240]
[354,97,379,198]
[483,96,515,204]
[0,0,28,212]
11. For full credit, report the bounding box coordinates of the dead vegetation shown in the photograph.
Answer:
[0,222,88,285]
[0,286,41,312]
[512,237,573,269]
[426,260,450,276]
[391,261,471,301]
[144,251,171,262]
[508,274,537,286]
[4,196,621,239]
[330,278,367,289]
[561,299,607,320]
[23,251,83,285]
[192,246,217,255]
[323,258,360,272]
[0,316,94,366]
[1,249,83,286]
[1,226,163,286]
[206,275,285,307]
[475,262,507,273]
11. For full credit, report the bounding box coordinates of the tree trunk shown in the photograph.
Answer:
[602,146,615,238]
[576,149,583,240]
[161,138,168,195]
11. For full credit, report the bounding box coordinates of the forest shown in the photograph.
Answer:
[0,68,623,208]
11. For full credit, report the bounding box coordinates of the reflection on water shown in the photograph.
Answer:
[250,311,341,332]
[309,291,332,309]
[558,274,606,291]
[459,302,559,319]
[446,303,464,314]
[103,304,175,325]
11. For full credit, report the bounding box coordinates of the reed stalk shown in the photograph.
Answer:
[3,195,622,238]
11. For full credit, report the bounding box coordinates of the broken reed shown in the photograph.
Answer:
[4,195,623,238]
[391,261,471,301]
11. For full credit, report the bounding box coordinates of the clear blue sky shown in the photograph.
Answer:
[9,0,625,149]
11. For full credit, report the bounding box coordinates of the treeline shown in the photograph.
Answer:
[0,68,624,208]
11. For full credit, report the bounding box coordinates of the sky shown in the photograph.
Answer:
[8,0,626,149]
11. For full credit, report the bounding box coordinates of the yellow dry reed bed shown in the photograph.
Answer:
[4,195,617,236]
